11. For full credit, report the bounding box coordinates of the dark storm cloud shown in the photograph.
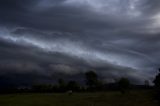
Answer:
[0,0,160,86]
[0,0,118,32]
[145,0,160,14]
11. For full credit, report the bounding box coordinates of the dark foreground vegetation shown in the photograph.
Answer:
[0,69,160,106]
[0,90,157,106]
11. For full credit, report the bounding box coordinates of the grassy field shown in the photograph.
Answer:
[0,90,158,106]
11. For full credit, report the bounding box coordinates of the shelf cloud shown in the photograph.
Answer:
[0,0,160,85]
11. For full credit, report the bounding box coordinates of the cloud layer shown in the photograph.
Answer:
[0,0,160,86]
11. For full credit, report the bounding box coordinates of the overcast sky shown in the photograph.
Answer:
[0,0,160,86]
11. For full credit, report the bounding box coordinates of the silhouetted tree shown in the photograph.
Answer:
[154,69,160,88]
[153,68,160,100]
[118,78,130,94]
[58,79,66,92]
[85,71,100,91]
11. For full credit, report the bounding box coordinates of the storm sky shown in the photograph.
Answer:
[0,0,160,86]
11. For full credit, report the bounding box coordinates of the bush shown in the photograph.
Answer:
[118,78,130,94]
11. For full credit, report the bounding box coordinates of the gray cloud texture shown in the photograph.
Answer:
[0,0,160,85]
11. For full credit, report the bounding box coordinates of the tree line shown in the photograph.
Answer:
[0,70,153,94]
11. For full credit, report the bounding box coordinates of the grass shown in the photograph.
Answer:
[0,90,158,106]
